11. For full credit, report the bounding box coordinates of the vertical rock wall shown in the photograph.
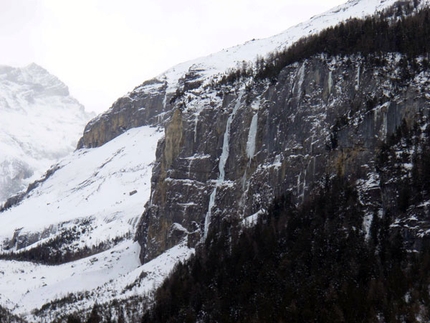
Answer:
[77,55,430,264]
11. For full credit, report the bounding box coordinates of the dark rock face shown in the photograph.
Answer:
[77,67,207,149]
[81,54,430,264]
[77,79,170,149]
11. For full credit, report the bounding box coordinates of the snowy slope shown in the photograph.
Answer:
[0,126,163,252]
[1,240,193,320]
[0,125,191,319]
[0,63,93,203]
[131,0,406,97]
[91,0,412,138]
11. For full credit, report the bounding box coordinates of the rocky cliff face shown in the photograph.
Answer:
[132,53,430,263]
[76,1,430,265]
[80,51,430,264]
[78,79,169,148]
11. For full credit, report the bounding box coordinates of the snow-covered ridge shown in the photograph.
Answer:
[84,0,412,150]
[0,63,69,98]
[0,63,94,203]
[133,0,403,96]
[1,239,193,321]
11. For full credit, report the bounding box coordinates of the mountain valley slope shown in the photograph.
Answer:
[3,0,430,321]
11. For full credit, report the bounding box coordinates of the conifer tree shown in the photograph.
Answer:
[86,304,101,323]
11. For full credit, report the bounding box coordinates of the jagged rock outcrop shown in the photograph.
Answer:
[79,54,430,264]
[77,67,210,149]
[77,80,166,148]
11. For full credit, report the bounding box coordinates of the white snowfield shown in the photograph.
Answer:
[0,240,193,319]
[1,241,142,314]
[0,126,163,244]
[0,0,415,319]
[0,126,195,319]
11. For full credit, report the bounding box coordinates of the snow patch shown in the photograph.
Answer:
[242,210,265,228]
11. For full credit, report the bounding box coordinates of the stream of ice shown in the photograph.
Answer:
[204,91,243,239]
[296,62,306,100]
[355,64,361,91]
[328,70,333,95]
[246,112,258,160]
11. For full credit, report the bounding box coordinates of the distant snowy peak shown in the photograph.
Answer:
[136,0,413,94]
[0,63,69,101]
[0,63,94,203]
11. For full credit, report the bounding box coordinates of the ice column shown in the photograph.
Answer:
[204,92,243,239]
[246,112,258,161]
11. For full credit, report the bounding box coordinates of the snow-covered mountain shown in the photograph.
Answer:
[79,0,406,150]
[156,0,405,92]
[0,125,193,321]
[1,0,427,321]
[0,63,93,203]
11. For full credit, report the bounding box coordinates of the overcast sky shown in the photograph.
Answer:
[0,0,346,114]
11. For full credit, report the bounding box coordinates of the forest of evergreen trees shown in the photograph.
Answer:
[138,85,430,321]
[219,1,430,85]
[141,172,430,322]
[139,107,430,322]
[0,233,128,266]
[0,305,26,323]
